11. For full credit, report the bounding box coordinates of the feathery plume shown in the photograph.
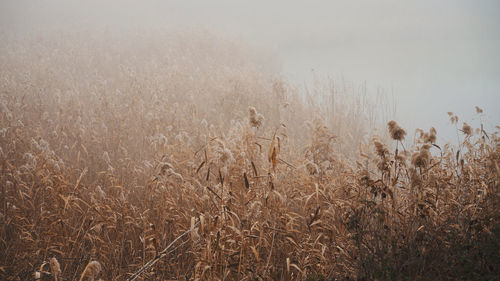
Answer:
[248,106,264,128]
[95,186,106,200]
[373,138,389,158]
[411,145,431,168]
[429,127,437,143]
[424,127,437,143]
[214,139,234,167]
[462,122,472,136]
[387,120,406,141]
[79,261,101,281]
[449,113,458,124]
[50,257,61,281]
[305,161,319,175]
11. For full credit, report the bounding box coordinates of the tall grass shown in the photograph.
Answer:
[0,31,498,281]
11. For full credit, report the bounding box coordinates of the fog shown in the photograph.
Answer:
[1,0,499,141]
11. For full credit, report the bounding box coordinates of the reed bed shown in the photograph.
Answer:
[0,31,498,281]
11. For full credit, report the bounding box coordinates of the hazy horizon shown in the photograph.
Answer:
[2,0,499,142]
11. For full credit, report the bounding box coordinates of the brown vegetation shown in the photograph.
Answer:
[0,32,498,281]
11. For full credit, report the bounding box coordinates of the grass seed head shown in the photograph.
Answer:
[50,257,61,280]
[411,145,431,168]
[249,106,264,128]
[305,161,319,175]
[79,261,101,281]
[387,120,406,141]
[462,122,472,136]
[424,127,437,143]
[373,137,389,158]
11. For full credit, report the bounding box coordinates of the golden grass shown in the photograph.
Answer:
[0,32,498,281]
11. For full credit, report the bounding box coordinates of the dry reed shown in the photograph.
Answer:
[0,31,498,281]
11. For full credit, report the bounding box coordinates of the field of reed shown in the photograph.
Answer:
[0,32,498,281]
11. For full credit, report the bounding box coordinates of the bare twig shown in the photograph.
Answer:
[126,221,200,281]
[278,158,296,169]
[265,222,277,270]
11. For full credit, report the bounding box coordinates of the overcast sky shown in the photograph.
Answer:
[1,0,499,141]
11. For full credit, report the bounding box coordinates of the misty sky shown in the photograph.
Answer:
[1,0,499,141]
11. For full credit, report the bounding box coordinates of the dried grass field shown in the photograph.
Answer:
[0,32,499,281]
